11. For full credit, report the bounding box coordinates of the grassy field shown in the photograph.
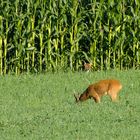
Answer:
[0,70,140,140]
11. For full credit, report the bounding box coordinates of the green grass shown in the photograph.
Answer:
[0,70,140,140]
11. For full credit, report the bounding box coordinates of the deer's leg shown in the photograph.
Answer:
[91,92,101,103]
[108,90,119,102]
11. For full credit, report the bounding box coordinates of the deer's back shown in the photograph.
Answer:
[88,79,122,96]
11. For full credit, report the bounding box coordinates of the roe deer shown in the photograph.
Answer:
[84,62,92,72]
[74,79,122,103]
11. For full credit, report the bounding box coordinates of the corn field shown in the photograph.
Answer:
[0,0,140,74]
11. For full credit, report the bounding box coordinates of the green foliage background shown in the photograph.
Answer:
[0,0,140,74]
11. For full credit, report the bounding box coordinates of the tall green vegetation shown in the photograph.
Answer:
[0,0,140,74]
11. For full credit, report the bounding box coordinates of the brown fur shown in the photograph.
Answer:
[84,62,92,71]
[74,79,122,103]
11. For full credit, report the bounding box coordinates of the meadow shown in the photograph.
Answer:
[0,70,140,140]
